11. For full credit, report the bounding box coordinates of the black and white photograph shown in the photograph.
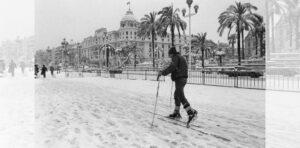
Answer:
[0,0,299,147]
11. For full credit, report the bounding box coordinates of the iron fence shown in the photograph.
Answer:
[63,69,300,92]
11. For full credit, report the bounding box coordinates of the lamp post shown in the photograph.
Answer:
[61,38,69,73]
[182,0,199,70]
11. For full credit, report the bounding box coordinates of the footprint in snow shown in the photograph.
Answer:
[91,113,101,119]
[74,128,80,134]
[95,133,103,141]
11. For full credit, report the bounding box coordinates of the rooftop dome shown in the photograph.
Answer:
[121,10,137,22]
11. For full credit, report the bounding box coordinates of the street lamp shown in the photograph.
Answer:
[61,38,69,73]
[182,0,199,70]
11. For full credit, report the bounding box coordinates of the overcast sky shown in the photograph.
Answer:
[0,0,34,43]
[1,0,264,49]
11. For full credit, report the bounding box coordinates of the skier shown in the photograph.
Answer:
[157,47,198,125]
[8,60,17,77]
[34,64,39,78]
[41,65,48,78]
[49,65,55,77]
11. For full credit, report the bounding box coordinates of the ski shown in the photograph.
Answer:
[163,115,201,128]
[156,117,231,142]
[145,110,202,128]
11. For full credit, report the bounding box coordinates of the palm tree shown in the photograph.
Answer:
[191,32,207,68]
[242,3,259,59]
[251,15,265,57]
[158,6,187,46]
[218,2,260,65]
[228,34,236,58]
[138,12,159,68]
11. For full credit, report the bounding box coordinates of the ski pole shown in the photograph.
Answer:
[169,82,173,108]
[151,80,160,128]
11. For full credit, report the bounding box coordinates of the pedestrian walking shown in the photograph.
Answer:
[50,66,55,77]
[34,64,39,78]
[41,65,48,78]
[157,47,198,126]
[8,60,17,77]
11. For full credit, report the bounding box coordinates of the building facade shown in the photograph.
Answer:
[80,9,188,67]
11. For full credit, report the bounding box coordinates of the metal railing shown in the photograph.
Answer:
[62,69,300,92]
[187,70,266,90]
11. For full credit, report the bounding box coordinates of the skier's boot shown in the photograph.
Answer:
[187,109,198,128]
[168,112,182,120]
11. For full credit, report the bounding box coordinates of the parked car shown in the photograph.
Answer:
[109,66,123,74]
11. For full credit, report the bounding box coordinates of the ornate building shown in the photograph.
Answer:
[80,8,188,67]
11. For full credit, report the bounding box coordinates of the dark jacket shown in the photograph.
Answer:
[161,54,188,81]
[50,66,54,71]
[41,66,47,75]
[35,65,39,74]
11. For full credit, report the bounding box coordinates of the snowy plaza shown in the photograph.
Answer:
[1,69,300,147]
[34,72,265,148]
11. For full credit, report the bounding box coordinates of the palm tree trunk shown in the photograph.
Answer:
[237,22,241,66]
[106,47,109,67]
[201,47,205,68]
[255,34,258,55]
[232,41,235,58]
[241,29,245,59]
[260,33,264,57]
[171,25,175,46]
[152,31,155,68]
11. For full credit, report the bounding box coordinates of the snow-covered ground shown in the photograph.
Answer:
[35,75,265,148]
[0,68,35,148]
[1,69,299,148]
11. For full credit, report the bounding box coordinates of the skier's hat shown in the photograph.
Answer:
[168,47,179,55]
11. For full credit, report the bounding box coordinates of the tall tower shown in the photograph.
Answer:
[119,6,139,46]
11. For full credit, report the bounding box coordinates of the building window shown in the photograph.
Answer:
[162,44,164,49]
[126,31,128,35]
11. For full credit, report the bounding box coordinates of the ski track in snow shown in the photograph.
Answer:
[35,76,265,148]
